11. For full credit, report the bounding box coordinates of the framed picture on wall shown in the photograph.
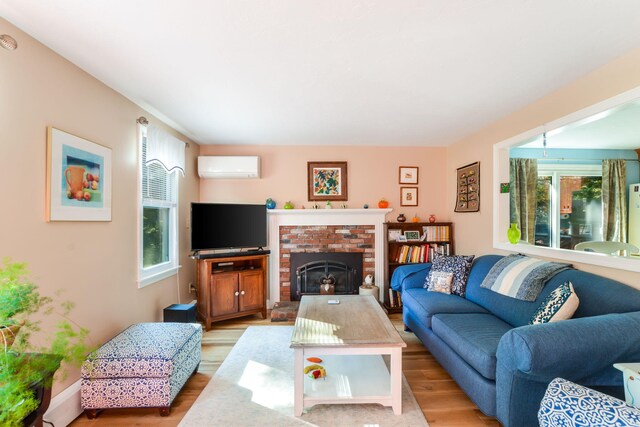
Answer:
[400,187,418,206]
[399,166,419,184]
[454,161,480,213]
[307,161,348,201]
[46,127,112,221]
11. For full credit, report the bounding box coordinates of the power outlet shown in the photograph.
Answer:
[189,282,196,293]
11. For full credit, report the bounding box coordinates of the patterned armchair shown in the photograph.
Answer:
[538,378,640,426]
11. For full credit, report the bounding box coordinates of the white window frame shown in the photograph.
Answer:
[537,164,603,249]
[138,125,179,287]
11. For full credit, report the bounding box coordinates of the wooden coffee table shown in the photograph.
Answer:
[290,295,406,416]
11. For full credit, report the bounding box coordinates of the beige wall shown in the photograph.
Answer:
[199,145,448,223]
[0,18,200,393]
[448,47,640,287]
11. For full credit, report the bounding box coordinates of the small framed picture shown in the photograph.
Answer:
[400,187,418,206]
[397,235,408,242]
[404,230,421,241]
[388,229,402,241]
[399,166,419,184]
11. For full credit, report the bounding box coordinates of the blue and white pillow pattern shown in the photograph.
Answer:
[424,254,475,296]
[539,377,640,427]
[425,271,454,294]
[529,281,579,325]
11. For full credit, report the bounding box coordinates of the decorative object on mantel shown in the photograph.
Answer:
[378,198,389,208]
[507,223,521,244]
[455,161,480,212]
[340,203,347,209]
[325,201,333,209]
[46,127,112,221]
[284,201,294,209]
[307,161,348,201]
[400,187,418,207]
[399,166,419,184]
[429,214,436,223]
[266,198,276,209]
[397,213,406,223]
[363,204,369,209]
[412,214,419,223]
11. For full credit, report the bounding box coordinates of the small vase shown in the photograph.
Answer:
[266,198,276,209]
[397,213,406,223]
[507,223,521,244]
[429,214,436,223]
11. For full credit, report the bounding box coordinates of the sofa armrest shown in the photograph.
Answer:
[390,263,432,292]
[497,311,640,382]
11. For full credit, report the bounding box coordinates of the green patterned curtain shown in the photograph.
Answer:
[602,159,627,242]
[509,158,538,243]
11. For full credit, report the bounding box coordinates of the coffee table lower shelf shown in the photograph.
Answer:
[293,347,403,416]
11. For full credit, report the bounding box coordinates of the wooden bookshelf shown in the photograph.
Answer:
[383,222,454,313]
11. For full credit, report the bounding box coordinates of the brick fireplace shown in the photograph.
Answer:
[280,226,373,301]
[267,208,391,306]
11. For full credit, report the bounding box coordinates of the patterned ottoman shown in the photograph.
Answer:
[81,322,201,418]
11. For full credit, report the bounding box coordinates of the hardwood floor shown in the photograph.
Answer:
[69,313,500,426]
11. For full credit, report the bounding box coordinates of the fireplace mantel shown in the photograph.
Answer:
[267,208,392,306]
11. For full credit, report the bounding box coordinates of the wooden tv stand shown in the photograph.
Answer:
[196,253,268,330]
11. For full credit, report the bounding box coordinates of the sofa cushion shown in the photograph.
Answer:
[431,313,513,380]
[425,253,475,296]
[402,288,489,328]
[530,281,579,325]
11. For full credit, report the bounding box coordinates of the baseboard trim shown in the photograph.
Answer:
[44,379,83,427]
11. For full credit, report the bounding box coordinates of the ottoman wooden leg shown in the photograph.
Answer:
[159,406,171,417]
[85,409,100,419]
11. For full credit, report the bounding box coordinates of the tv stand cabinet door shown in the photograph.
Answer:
[239,270,264,313]
[211,272,239,317]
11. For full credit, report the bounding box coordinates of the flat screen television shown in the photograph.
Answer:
[191,203,267,251]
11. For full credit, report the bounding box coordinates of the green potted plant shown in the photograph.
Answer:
[0,258,92,427]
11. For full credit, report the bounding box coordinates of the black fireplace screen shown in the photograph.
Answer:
[290,252,363,301]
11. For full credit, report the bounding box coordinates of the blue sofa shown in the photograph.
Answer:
[391,254,640,427]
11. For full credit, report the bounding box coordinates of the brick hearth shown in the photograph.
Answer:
[278,225,375,301]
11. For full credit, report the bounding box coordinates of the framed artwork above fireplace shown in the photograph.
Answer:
[307,161,348,201]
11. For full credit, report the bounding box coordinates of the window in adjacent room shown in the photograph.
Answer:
[138,123,185,287]
[534,165,603,250]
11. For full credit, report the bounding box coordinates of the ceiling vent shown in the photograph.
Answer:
[197,156,260,179]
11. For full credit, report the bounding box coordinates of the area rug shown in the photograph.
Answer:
[179,326,429,427]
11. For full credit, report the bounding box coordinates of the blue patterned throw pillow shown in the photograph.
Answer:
[539,377,640,426]
[529,281,579,325]
[424,254,475,297]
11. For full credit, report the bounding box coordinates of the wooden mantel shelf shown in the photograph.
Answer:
[268,208,392,215]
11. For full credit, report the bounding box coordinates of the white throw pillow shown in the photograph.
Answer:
[529,281,579,325]
[425,271,454,294]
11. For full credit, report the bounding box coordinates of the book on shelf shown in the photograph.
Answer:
[394,243,449,264]
[421,225,451,242]
[388,289,402,308]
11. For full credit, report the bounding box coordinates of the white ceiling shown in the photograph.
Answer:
[3,1,640,146]
[519,99,640,150]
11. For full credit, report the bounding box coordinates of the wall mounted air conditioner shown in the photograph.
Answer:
[197,156,260,179]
